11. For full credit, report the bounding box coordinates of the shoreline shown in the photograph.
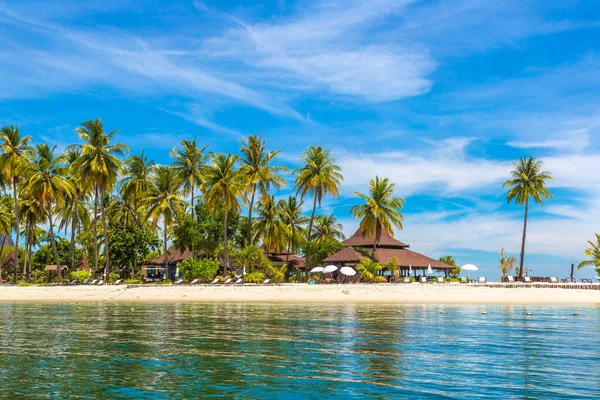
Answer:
[0,284,599,304]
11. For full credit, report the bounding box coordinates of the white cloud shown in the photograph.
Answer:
[507,129,590,152]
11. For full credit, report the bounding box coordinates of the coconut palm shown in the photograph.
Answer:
[19,196,44,279]
[503,157,553,278]
[253,195,287,255]
[142,166,186,279]
[293,146,343,241]
[25,144,74,283]
[279,196,308,264]
[356,257,383,282]
[499,248,517,278]
[202,153,246,275]
[351,176,405,257]
[0,125,33,282]
[171,139,208,221]
[118,151,155,226]
[577,234,600,276]
[0,194,13,282]
[312,214,345,244]
[240,135,287,245]
[72,119,129,281]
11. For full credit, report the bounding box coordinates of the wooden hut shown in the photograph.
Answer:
[143,247,192,280]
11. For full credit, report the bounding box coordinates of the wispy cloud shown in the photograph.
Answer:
[507,129,590,152]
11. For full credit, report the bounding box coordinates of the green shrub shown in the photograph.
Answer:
[17,282,34,287]
[245,271,266,284]
[70,270,90,282]
[213,275,225,283]
[124,278,142,284]
[109,272,120,282]
[177,258,219,282]
[374,276,388,283]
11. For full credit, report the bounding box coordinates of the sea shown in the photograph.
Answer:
[0,303,598,399]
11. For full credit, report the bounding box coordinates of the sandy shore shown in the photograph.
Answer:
[0,284,599,304]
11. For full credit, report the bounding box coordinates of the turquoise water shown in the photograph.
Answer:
[0,303,599,399]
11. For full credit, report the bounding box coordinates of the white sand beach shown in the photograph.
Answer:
[0,284,599,304]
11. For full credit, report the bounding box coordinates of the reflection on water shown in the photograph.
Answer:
[0,303,599,398]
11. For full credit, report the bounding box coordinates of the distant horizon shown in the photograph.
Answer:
[1,0,600,278]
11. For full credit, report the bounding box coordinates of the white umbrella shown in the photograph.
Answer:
[310,267,324,273]
[461,264,479,279]
[340,266,356,276]
[408,264,412,275]
[427,264,433,275]
[323,265,338,274]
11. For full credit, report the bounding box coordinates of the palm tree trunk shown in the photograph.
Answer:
[371,221,381,259]
[93,186,99,278]
[0,234,6,281]
[47,203,62,284]
[70,205,77,270]
[22,222,29,279]
[247,183,257,246]
[190,176,195,258]
[100,186,110,282]
[306,192,318,241]
[224,207,229,277]
[13,178,19,284]
[163,219,168,281]
[518,197,529,278]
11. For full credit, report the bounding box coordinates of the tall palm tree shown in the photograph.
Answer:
[240,135,287,245]
[19,195,43,279]
[0,195,13,282]
[312,214,345,244]
[0,125,33,282]
[142,166,185,280]
[293,145,343,242]
[503,157,553,278]
[202,154,246,275]
[279,196,308,264]
[25,144,74,283]
[119,151,155,226]
[253,195,287,254]
[577,234,600,276]
[171,139,208,222]
[351,176,405,258]
[72,119,129,281]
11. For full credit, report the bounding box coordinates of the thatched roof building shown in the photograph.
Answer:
[262,247,306,269]
[45,265,68,271]
[75,256,90,271]
[0,251,17,269]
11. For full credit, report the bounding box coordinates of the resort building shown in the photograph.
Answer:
[323,229,453,277]
[143,247,191,280]
[262,247,306,270]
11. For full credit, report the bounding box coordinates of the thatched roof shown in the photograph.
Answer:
[263,247,306,268]
[0,251,16,268]
[323,246,453,269]
[342,228,408,248]
[45,265,69,271]
[75,256,90,271]
[323,246,364,263]
[145,247,192,266]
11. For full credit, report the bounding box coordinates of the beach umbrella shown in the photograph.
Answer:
[427,264,433,275]
[323,265,338,274]
[340,266,357,276]
[310,267,324,273]
[461,264,479,279]
[409,264,412,275]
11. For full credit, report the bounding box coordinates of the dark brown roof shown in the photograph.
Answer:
[323,246,364,263]
[374,248,453,269]
[342,228,408,248]
[0,251,16,268]
[145,247,192,266]
[45,265,69,271]
[75,256,90,271]
[267,253,306,268]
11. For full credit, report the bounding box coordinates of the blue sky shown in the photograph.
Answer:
[1,0,600,278]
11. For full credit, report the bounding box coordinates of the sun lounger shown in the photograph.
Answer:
[436,277,445,283]
[97,280,104,286]
[460,277,468,283]
[523,276,532,283]
[403,277,411,283]
[89,279,98,285]
[190,279,199,284]
[224,278,233,284]
[68,279,77,285]
[478,276,487,284]
[113,279,123,285]
[234,278,243,284]
[550,277,558,283]
[210,278,219,284]
[419,276,427,283]
[81,279,88,285]
[174,278,184,285]
[506,276,515,283]
[262,278,270,284]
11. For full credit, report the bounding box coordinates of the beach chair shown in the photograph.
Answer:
[174,278,184,285]
[114,279,123,285]
[224,278,233,284]
[436,277,445,283]
[82,279,89,285]
[403,277,411,284]
[550,277,558,283]
[190,279,199,284]
[68,279,78,285]
[234,278,243,284]
[460,277,468,284]
[97,280,104,286]
[506,276,515,283]
[478,276,487,284]
[262,278,271,284]
[523,276,532,283]
[419,276,427,284]
[89,279,98,285]
[210,278,220,284]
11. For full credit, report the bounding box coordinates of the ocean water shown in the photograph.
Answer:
[0,303,598,399]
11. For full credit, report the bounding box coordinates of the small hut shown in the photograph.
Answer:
[143,247,192,281]
[75,256,91,271]
[262,247,306,269]
[45,265,69,281]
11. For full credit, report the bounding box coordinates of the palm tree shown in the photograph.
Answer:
[19,195,42,279]
[577,234,600,276]
[503,157,553,278]
[72,119,129,281]
[293,145,343,242]
[253,195,287,254]
[119,151,155,226]
[279,196,308,264]
[171,139,208,220]
[142,166,185,280]
[351,176,405,258]
[240,135,287,245]
[202,154,246,275]
[0,195,13,281]
[499,248,517,278]
[0,125,33,282]
[25,144,74,283]
[312,214,345,243]
[356,257,383,282]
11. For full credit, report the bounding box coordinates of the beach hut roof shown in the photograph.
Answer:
[145,247,192,266]
[323,246,364,263]
[45,265,69,271]
[342,228,409,248]
[0,251,17,268]
[75,256,90,271]
[323,246,454,269]
[261,247,306,268]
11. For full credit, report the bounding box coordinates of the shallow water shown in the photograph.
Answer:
[0,303,599,399]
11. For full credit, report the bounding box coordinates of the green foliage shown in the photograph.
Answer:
[245,271,266,284]
[356,257,384,282]
[578,234,600,272]
[439,255,461,278]
[499,248,517,277]
[108,225,160,274]
[177,258,220,282]
[109,272,120,282]
[302,239,345,267]
[266,263,287,283]
[32,237,83,271]
[374,276,388,283]
[124,278,142,284]
[231,245,271,272]
[69,270,90,282]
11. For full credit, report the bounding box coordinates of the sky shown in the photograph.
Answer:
[1,0,600,279]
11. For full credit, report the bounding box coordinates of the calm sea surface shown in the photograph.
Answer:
[0,303,599,399]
